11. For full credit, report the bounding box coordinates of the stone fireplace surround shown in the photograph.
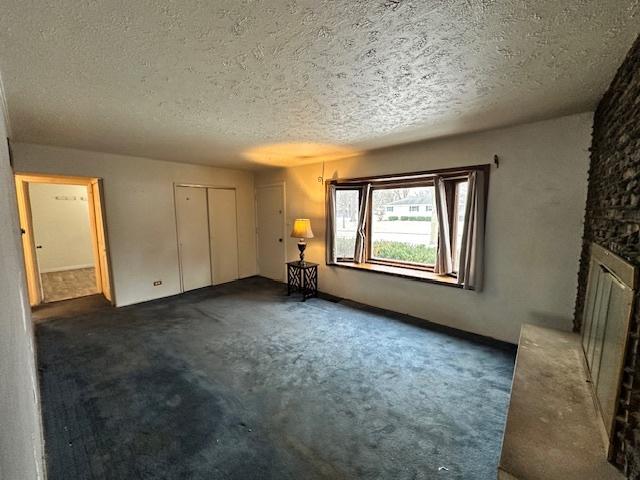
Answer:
[575,35,640,476]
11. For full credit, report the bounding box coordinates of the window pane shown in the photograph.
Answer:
[453,181,468,271]
[334,189,359,259]
[371,186,438,265]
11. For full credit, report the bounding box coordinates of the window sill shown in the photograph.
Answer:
[329,261,463,288]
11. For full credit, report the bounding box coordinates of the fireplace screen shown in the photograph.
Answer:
[581,243,637,454]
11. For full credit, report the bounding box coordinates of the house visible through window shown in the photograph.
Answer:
[326,165,489,289]
[371,186,438,267]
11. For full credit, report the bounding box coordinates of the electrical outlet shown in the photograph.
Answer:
[153,280,162,286]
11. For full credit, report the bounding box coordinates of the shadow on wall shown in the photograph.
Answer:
[529,311,573,332]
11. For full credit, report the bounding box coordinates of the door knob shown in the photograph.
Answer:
[36,245,43,249]
[278,238,283,242]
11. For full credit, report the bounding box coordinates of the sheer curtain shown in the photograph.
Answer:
[457,170,486,290]
[326,184,337,265]
[353,184,371,263]
[433,176,453,275]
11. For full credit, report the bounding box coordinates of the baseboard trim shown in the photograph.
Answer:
[255,275,516,351]
[40,264,94,274]
[333,296,516,351]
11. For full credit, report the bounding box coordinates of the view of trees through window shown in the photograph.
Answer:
[371,186,438,265]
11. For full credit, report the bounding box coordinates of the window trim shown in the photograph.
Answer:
[330,260,464,287]
[326,164,490,285]
[329,163,488,186]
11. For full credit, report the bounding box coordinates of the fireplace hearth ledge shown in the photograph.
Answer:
[498,324,623,480]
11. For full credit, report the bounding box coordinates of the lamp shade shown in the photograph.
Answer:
[291,218,314,239]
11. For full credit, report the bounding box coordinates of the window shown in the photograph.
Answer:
[371,186,438,267]
[452,180,468,271]
[334,188,360,260]
[326,165,488,289]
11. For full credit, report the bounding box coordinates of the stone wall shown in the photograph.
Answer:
[575,35,640,476]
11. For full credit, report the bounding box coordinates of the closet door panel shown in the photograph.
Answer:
[175,186,212,291]
[208,188,239,285]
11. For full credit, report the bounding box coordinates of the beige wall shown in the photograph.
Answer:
[13,143,258,307]
[29,183,94,272]
[0,118,45,475]
[256,113,593,343]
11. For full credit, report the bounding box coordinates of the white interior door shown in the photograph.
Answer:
[175,186,212,291]
[256,185,285,281]
[208,188,239,285]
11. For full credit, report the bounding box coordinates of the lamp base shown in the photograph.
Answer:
[297,240,306,264]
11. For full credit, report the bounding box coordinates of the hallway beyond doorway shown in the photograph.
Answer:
[14,173,114,307]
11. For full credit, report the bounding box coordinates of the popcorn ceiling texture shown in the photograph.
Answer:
[0,0,638,168]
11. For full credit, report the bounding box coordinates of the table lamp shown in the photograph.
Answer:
[291,218,314,264]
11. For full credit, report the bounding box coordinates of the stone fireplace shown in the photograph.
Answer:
[575,34,640,476]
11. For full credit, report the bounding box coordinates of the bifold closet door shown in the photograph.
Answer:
[175,186,212,291]
[208,188,239,285]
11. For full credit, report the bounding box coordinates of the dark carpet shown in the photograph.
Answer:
[36,277,516,480]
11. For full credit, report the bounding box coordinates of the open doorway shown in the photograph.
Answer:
[15,173,113,306]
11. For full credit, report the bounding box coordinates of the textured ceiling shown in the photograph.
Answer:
[0,1,638,169]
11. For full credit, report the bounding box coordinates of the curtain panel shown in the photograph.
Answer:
[354,184,371,264]
[457,170,486,290]
[433,176,453,275]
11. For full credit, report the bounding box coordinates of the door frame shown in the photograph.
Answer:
[255,182,287,280]
[14,173,115,306]
[173,182,239,293]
